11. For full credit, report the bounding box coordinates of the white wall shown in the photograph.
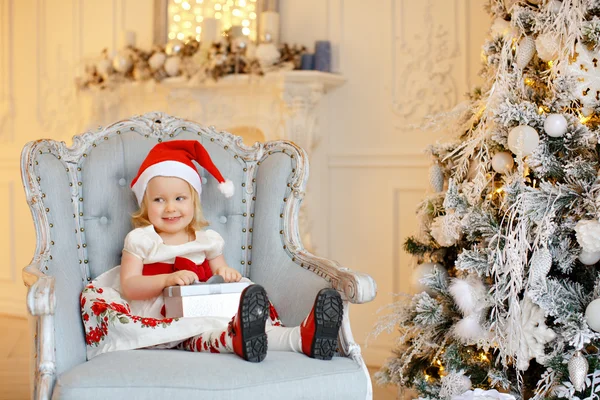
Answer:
[0,0,489,369]
[280,0,489,367]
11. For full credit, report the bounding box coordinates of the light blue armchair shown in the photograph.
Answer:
[21,112,377,400]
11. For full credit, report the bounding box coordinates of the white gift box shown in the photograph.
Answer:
[163,282,250,318]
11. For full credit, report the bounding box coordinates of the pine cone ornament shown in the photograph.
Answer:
[516,36,536,69]
[528,247,552,286]
[568,351,588,392]
[429,163,444,192]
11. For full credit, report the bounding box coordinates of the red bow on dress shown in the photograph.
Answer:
[143,256,214,282]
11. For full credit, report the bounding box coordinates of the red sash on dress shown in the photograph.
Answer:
[143,256,213,281]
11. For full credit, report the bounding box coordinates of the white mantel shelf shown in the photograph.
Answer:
[160,70,347,92]
[78,70,346,153]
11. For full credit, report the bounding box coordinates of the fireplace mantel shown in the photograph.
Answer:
[78,70,346,152]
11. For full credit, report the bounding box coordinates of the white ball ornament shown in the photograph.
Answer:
[164,56,181,77]
[579,250,600,265]
[548,0,562,13]
[112,52,133,73]
[96,58,113,79]
[544,114,568,137]
[535,33,560,62]
[507,125,540,157]
[411,263,447,294]
[586,299,600,332]
[491,152,514,174]
[490,18,512,37]
[148,52,167,70]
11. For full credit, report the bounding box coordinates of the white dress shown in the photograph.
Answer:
[80,225,232,359]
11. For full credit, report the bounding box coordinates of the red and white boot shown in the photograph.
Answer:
[300,288,343,360]
[228,284,270,362]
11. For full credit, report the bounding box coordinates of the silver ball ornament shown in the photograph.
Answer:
[112,52,133,73]
[96,58,113,79]
[508,125,540,157]
[491,152,514,174]
[412,263,447,294]
[548,0,562,13]
[585,298,600,332]
[165,39,184,56]
[579,250,600,265]
[148,52,167,70]
[164,56,181,77]
[544,114,568,137]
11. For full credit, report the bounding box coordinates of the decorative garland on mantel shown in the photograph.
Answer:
[77,31,307,90]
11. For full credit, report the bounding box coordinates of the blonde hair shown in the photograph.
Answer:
[131,182,208,235]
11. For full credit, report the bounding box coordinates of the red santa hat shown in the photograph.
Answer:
[131,140,234,205]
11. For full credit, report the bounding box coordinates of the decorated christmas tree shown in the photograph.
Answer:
[376,1,600,399]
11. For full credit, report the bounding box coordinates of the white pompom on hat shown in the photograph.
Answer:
[131,140,234,205]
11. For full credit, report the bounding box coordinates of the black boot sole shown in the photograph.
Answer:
[239,284,269,362]
[311,288,343,360]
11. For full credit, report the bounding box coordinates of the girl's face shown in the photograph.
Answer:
[145,176,194,235]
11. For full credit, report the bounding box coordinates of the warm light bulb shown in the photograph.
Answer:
[232,8,242,16]
[182,2,191,10]
[214,3,222,10]
[249,12,256,19]
[524,78,534,86]
[196,15,203,22]
[239,0,247,6]
[168,32,176,39]
[174,14,181,21]
[215,11,222,18]
[242,19,249,26]
[177,32,185,39]
[548,60,554,67]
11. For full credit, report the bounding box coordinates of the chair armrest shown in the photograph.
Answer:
[294,250,377,304]
[22,260,57,400]
[23,261,56,316]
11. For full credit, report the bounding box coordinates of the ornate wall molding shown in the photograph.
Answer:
[0,0,14,140]
[36,0,83,140]
[391,0,463,124]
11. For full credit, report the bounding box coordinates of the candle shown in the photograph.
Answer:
[315,41,331,72]
[230,25,244,39]
[202,18,219,45]
[119,31,137,48]
[259,11,279,44]
[301,54,314,70]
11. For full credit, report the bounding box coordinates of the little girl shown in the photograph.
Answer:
[80,140,343,363]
